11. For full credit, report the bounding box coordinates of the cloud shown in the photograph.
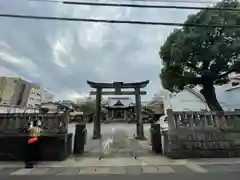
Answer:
[0,0,218,101]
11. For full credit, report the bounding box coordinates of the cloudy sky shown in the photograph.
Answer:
[0,0,218,101]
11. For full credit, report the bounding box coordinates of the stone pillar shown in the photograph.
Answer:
[124,109,127,121]
[60,109,69,134]
[167,109,175,132]
[135,87,144,140]
[112,108,114,121]
[93,88,102,139]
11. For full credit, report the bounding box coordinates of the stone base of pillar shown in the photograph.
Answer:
[92,135,100,139]
[134,135,147,140]
[92,129,100,139]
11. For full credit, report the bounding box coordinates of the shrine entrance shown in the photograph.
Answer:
[103,97,135,122]
[113,108,124,119]
[86,81,150,159]
[87,80,149,140]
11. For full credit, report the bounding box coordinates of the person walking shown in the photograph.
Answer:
[25,120,42,168]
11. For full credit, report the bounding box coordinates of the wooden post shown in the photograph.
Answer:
[93,88,102,139]
[135,87,144,140]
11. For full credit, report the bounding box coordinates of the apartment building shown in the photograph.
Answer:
[0,77,32,107]
[26,84,42,108]
[41,89,54,103]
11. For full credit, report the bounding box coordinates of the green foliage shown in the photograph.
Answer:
[159,0,240,92]
[79,100,96,114]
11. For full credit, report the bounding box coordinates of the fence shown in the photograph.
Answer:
[163,109,240,158]
[0,112,69,135]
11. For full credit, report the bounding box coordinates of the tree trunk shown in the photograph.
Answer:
[200,84,223,112]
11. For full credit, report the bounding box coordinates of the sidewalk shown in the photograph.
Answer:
[1,157,240,175]
[0,156,184,168]
[2,157,240,168]
[187,158,240,165]
[3,165,201,175]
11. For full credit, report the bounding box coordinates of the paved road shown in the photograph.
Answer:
[1,172,240,180]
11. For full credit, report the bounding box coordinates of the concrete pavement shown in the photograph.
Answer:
[1,170,240,180]
[0,165,198,175]
[68,123,151,155]
[1,157,240,175]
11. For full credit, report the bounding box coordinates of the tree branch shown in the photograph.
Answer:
[184,75,202,85]
[202,61,210,70]
[185,62,201,74]
[217,69,235,79]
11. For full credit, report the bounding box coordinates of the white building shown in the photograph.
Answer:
[41,89,55,103]
[161,87,209,112]
[41,102,73,113]
[26,85,42,108]
[161,74,240,112]
[26,84,55,108]
[0,104,38,113]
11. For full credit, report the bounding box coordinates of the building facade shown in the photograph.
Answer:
[104,97,135,122]
[0,76,55,110]
[41,102,73,113]
[0,104,38,113]
[161,87,209,112]
[26,84,42,108]
[41,89,54,103]
[0,77,32,107]
[161,74,240,112]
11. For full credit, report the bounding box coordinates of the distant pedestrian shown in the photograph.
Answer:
[25,120,42,168]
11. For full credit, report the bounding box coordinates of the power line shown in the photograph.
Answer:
[1,13,240,28]
[109,0,218,3]
[28,0,61,2]
[63,1,240,11]
[125,0,218,3]
[28,0,240,12]
[28,0,217,4]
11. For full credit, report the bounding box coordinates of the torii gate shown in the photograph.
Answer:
[87,80,149,140]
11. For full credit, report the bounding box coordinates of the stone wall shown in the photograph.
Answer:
[163,109,240,158]
[0,134,73,161]
[0,112,72,161]
[0,113,69,134]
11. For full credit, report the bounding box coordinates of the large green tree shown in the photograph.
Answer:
[159,0,240,111]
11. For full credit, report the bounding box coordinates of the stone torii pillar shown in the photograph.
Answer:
[92,88,102,139]
[135,87,144,140]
